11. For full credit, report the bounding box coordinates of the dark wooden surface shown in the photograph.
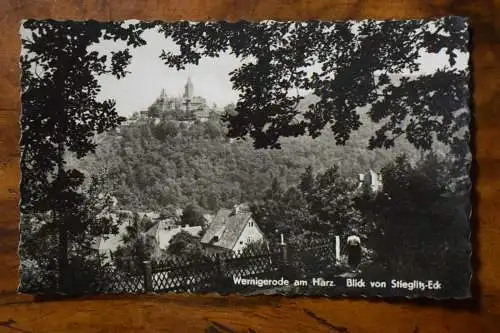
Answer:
[1,1,499,332]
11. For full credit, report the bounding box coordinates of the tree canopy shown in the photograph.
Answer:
[359,153,470,295]
[251,165,371,245]
[20,20,148,292]
[153,18,469,151]
[180,203,205,227]
[20,20,147,210]
[76,116,420,213]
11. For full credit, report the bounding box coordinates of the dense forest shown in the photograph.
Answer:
[70,101,426,215]
[248,151,470,294]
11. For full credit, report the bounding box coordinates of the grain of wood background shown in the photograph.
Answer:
[0,0,499,332]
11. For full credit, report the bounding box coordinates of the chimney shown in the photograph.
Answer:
[232,204,240,215]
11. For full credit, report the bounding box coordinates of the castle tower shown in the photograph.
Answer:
[183,77,194,113]
[184,77,194,99]
[160,88,167,113]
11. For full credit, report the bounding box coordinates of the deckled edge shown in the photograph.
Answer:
[465,15,474,301]
[16,19,27,295]
[16,16,473,300]
[16,15,467,27]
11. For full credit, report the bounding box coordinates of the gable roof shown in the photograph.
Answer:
[91,237,102,250]
[145,221,203,250]
[203,213,214,225]
[91,213,131,252]
[145,221,161,238]
[200,208,253,250]
[158,225,203,250]
[145,219,175,238]
[136,212,160,220]
[97,234,123,253]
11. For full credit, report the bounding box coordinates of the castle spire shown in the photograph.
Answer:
[183,77,194,114]
[184,76,194,100]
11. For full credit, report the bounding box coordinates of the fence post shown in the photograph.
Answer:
[278,233,290,280]
[143,260,153,293]
[214,253,228,293]
[280,234,288,265]
[335,235,341,265]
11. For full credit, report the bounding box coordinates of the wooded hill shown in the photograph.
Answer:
[70,99,430,214]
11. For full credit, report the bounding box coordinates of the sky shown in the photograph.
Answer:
[92,28,243,117]
[84,24,468,117]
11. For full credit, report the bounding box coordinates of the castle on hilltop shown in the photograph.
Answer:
[134,77,221,123]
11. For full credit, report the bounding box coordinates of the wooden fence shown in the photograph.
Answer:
[97,236,344,294]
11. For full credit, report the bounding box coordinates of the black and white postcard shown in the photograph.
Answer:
[18,17,472,298]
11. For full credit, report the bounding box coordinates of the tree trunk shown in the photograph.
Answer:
[52,58,71,293]
[57,212,69,292]
[56,141,69,293]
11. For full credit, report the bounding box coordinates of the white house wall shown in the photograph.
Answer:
[232,218,264,253]
[99,234,123,263]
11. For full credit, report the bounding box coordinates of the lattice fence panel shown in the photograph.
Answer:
[288,239,337,279]
[98,267,144,293]
[224,250,278,279]
[152,257,219,293]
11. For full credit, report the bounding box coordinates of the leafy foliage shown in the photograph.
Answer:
[360,153,470,292]
[20,20,147,292]
[166,231,206,259]
[77,114,421,214]
[153,18,469,150]
[19,173,121,293]
[180,203,206,227]
[251,166,371,246]
[20,21,146,209]
[112,212,156,275]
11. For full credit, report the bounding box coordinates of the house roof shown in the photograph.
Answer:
[145,221,203,250]
[92,213,130,252]
[145,219,175,238]
[203,213,214,225]
[92,231,125,254]
[91,237,101,250]
[158,225,202,249]
[98,234,123,253]
[145,222,161,238]
[200,208,253,250]
[136,212,160,220]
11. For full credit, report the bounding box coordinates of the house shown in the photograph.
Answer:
[145,221,203,258]
[135,211,161,221]
[92,234,122,263]
[203,213,215,226]
[92,208,160,263]
[200,204,265,253]
[357,169,383,193]
[91,215,131,264]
